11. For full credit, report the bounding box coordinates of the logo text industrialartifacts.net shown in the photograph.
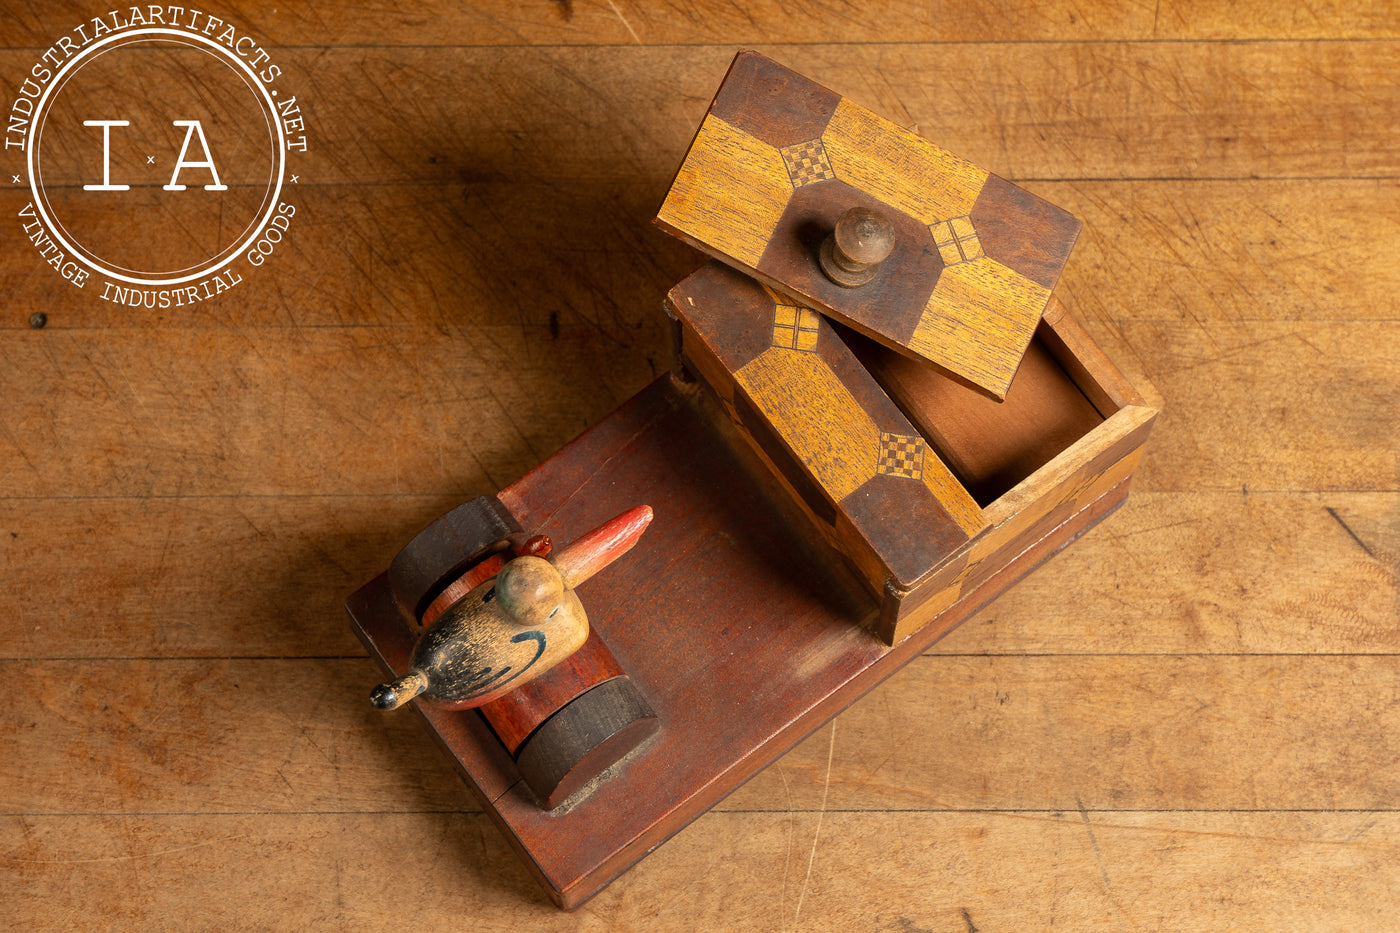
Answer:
[6,7,307,306]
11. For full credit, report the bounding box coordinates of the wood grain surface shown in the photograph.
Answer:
[656,51,1078,399]
[3,2,1397,930]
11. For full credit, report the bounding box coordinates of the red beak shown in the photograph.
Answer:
[552,505,654,590]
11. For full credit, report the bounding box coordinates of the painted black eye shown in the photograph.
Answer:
[547,605,559,619]
[481,586,496,603]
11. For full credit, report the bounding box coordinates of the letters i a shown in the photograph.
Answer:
[81,119,227,191]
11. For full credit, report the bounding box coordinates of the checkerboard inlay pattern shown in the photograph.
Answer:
[780,139,835,187]
[877,432,925,480]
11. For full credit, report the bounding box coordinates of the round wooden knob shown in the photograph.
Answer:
[820,207,896,287]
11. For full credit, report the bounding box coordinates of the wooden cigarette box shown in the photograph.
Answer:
[347,49,1157,909]
[659,51,1155,644]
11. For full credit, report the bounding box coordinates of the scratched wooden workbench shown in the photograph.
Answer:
[3,2,1398,930]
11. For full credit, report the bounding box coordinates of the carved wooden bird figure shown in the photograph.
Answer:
[370,505,652,711]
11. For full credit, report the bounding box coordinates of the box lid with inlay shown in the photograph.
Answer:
[666,261,988,607]
[655,50,1082,400]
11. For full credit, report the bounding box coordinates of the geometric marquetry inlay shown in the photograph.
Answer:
[779,138,835,188]
[930,215,983,266]
[772,303,822,352]
[877,431,926,480]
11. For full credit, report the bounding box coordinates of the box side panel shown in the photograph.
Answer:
[1041,294,1147,414]
[666,262,984,599]
[882,403,1156,643]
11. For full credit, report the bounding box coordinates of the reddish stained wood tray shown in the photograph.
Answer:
[347,373,1133,909]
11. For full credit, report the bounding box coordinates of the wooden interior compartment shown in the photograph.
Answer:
[839,294,1114,507]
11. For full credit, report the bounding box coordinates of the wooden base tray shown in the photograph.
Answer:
[347,372,1135,909]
